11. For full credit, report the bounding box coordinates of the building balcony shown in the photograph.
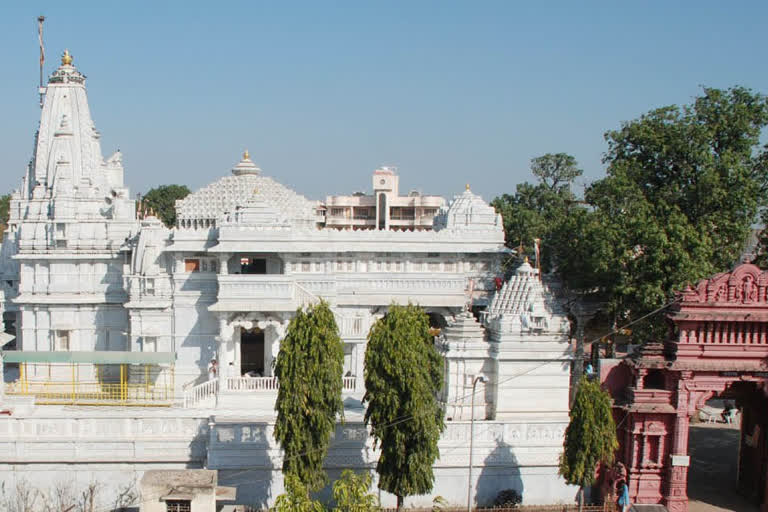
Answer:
[211,275,311,312]
[336,275,467,307]
[183,376,359,408]
[211,274,468,310]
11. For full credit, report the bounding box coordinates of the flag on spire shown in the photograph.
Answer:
[37,16,45,68]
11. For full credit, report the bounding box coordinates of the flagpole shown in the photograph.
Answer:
[37,15,45,108]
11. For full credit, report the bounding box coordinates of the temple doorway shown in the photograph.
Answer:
[240,328,265,376]
[687,391,763,512]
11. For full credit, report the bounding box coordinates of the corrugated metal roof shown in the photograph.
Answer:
[0,350,175,364]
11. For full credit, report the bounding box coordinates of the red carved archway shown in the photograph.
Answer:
[605,263,768,512]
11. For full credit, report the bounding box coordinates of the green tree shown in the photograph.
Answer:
[140,184,190,228]
[274,300,345,491]
[362,303,445,510]
[273,474,326,512]
[558,87,768,339]
[0,194,10,237]
[531,152,583,192]
[331,470,379,511]
[490,154,583,270]
[559,377,618,510]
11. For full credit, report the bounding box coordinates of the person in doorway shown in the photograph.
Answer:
[722,401,737,424]
[207,359,218,381]
[617,480,630,512]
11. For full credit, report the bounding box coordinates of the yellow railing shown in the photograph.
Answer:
[6,363,174,406]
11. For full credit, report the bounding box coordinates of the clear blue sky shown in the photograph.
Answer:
[1,1,766,203]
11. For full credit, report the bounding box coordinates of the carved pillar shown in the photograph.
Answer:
[218,255,229,275]
[217,315,236,374]
[263,319,286,378]
[665,372,692,512]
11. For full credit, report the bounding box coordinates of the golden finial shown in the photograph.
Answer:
[524,256,529,263]
[61,49,73,66]
[465,183,470,191]
[243,149,250,160]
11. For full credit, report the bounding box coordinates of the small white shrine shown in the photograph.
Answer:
[0,51,575,508]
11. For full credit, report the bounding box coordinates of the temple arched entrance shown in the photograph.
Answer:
[604,263,768,512]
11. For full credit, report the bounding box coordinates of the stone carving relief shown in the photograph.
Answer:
[684,263,767,305]
[220,312,287,341]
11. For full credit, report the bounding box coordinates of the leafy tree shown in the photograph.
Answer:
[558,87,768,339]
[273,474,325,512]
[559,377,617,510]
[491,154,583,270]
[363,303,445,510]
[274,300,345,491]
[0,194,10,237]
[140,184,190,228]
[331,470,379,511]
[531,152,583,192]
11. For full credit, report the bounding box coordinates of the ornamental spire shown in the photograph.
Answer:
[61,49,73,66]
[232,149,261,176]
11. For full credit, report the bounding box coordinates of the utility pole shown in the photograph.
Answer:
[37,15,46,108]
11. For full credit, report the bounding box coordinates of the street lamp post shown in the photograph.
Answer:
[467,374,488,512]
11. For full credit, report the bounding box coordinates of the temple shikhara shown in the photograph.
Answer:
[0,52,575,507]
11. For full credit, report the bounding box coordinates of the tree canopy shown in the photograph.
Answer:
[274,301,345,491]
[363,303,445,509]
[494,87,768,340]
[559,377,617,493]
[273,474,325,512]
[490,154,582,270]
[531,153,583,192]
[140,184,190,228]
[0,194,10,237]
[331,470,379,511]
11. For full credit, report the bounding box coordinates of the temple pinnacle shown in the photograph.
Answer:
[61,49,73,66]
[243,149,250,160]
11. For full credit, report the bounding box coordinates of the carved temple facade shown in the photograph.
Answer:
[0,52,576,508]
[604,263,768,512]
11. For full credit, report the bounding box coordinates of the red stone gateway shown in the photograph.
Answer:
[602,263,768,512]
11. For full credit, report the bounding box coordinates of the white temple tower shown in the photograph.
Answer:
[0,50,137,380]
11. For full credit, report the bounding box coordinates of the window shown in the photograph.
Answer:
[331,208,345,217]
[184,259,200,272]
[166,500,191,512]
[145,278,155,295]
[643,370,665,390]
[54,330,70,351]
[302,262,311,272]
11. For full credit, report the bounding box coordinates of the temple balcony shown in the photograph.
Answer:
[210,275,317,312]
[627,388,676,412]
[335,274,467,307]
[182,375,359,409]
[210,274,468,311]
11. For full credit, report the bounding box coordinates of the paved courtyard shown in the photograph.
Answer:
[687,422,759,512]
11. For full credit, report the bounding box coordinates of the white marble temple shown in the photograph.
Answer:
[0,51,576,508]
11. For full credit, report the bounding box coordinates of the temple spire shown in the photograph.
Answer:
[61,49,73,66]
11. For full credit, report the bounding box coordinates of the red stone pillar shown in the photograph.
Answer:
[665,374,691,512]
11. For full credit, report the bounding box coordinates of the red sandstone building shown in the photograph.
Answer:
[603,263,768,512]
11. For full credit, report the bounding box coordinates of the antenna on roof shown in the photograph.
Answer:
[37,15,45,108]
